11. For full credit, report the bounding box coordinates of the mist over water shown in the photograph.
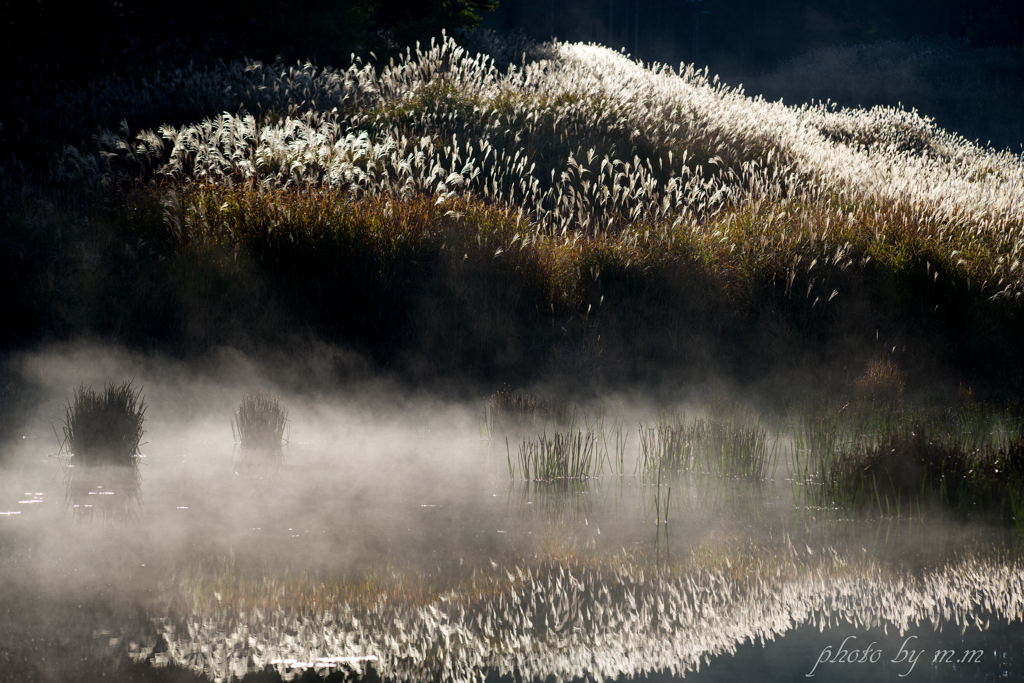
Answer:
[1,343,1023,682]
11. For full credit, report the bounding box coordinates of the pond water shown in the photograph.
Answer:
[1,352,1022,682]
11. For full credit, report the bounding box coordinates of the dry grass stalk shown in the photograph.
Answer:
[853,360,906,405]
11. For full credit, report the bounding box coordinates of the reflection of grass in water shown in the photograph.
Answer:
[510,478,594,523]
[97,530,1024,683]
[169,548,518,618]
[168,531,730,619]
[61,381,146,465]
[64,464,143,524]
[157,529,943,681]
[231,444,285,492]
[164,516,1019,622]
[662,474,777,524]
[148,495,1024,683]
[232,391,288,448]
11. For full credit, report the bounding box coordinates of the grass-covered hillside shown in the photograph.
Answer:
[3,37,1024,397]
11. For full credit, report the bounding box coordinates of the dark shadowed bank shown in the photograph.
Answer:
[4,178,1022,401]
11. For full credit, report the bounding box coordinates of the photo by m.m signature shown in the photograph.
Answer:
[806,635,984,678]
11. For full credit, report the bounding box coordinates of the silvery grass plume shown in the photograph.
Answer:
[78,35,1024,302]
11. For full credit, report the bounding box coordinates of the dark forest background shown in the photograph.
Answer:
[485,0,1024,72]
[5,0,1021,164]
[5,0,1022,83]
[3,1,1023,157]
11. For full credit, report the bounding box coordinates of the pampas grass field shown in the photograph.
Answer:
[3,35,1024,395]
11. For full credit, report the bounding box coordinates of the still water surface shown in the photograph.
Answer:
[1,382,1022,682]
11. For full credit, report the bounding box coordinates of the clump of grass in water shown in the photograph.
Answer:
[637,412,778,481]
[790,405,852,505]
[826,425,967,514]
[62,382,146,466]
[511,430,596,481]
[806,406,1024,522]
[591,410,629,477]
[233,392,289,448]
